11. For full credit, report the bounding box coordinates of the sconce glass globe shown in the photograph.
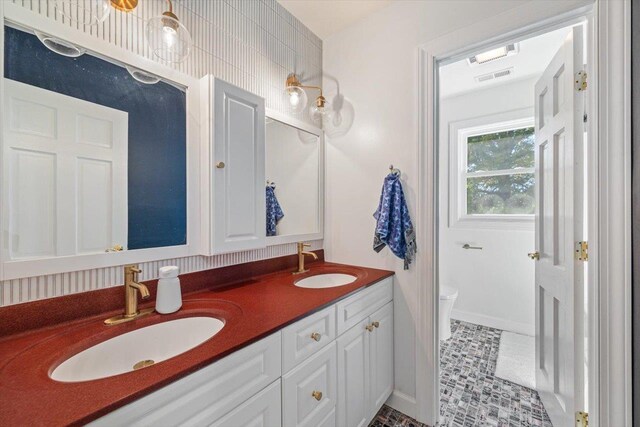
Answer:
[146,13,193,63]
[283,85,308,114]
[54,0,110,26]
[309,96,331,123]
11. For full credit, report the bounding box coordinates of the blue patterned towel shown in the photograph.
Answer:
[373,173,416,269]
[266,186,284,236]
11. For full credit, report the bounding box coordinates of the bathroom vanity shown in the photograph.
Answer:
[0,257,394,426]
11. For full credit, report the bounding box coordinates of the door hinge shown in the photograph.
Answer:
[575,70,587,92]
[575,241,588,261]
[575,411,589,427]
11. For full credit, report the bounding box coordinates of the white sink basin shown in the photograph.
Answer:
[51,316,224,382]
[295,273,357,289]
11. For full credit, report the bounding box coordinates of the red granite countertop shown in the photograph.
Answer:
[0,253,393,426]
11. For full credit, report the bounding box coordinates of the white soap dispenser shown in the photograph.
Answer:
[155,266,182,314]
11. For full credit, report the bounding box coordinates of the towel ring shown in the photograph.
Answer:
[389,164,401,175]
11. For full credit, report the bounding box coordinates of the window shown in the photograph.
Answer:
[465,127,535,215]
[448,112,535,229]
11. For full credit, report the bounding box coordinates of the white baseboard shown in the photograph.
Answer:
[451,309,533,336]
[385,389,417,419]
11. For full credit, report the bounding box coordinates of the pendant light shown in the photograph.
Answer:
[53,0,112,25]
[145,0,193,63]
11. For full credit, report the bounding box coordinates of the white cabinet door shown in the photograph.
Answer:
[336,319,370,427]
[209,380,281,427]
[201,76,265,255]
[368,301,394,413]
[3,79,128,259]
[282,342,337,427]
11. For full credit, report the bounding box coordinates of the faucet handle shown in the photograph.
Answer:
[126,265,142,274]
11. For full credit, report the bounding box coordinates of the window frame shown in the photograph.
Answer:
[448,108,535,229]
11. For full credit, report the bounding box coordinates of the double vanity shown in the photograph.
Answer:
[0,21,393,427]
[0,254,394,426]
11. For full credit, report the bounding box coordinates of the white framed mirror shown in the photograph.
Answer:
[0,10,201,280]
[265,109,324,245]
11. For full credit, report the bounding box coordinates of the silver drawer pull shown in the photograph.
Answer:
[310,332,321,342]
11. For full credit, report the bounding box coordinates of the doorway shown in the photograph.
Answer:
[436,23,588,427]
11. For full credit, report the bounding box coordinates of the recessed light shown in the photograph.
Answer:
[468,43,519,66]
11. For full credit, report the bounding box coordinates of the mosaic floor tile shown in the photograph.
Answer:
[369,320,553,427]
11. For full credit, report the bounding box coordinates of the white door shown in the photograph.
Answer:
[336,319,370,427]
[3,79,128,259]
[209,77,265,254]
[533,26,586,426]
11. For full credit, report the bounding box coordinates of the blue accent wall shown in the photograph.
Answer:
[4,26,187,250]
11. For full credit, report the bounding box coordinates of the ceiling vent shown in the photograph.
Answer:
[474,67,514,83]
[468,43,519,66]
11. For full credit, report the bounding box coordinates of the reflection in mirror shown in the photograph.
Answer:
[265,118,320,238]
[2,26,187,261]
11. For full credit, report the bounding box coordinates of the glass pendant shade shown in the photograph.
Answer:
[146,13,193,63]
[54,0,111,25]
[309,97,331,123]
[283,85,308,114]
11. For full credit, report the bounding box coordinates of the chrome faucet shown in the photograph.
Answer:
[294,242,318,275]
[105,265,154,325]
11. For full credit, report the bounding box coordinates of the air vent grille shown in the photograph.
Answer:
[474,67,514,83]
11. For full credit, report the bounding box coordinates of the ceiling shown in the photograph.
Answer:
[277,0,393,40]
[439,26,574,98]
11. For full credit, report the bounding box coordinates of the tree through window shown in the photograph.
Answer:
[464,126,535,215]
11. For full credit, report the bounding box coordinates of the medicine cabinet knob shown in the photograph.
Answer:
[216,161,225,169]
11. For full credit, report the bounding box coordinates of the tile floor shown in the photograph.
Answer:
[369,320,553,427]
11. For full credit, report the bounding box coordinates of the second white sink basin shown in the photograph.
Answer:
[295,273,357,289]
[51,316,224,382]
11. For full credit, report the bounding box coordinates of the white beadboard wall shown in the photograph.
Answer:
[1,0,323,307]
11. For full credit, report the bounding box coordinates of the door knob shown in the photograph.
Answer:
[528,251,540,260]
[372,321,380,328]
[216,161,225,168]
[366,324,374,332]
[311,390,323,401]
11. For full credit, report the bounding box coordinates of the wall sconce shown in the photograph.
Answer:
[283,73,330,122]
[145,0,193,63]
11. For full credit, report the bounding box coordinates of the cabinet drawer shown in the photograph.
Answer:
[91,333,281,427]
[282,342,337,427]
[282,305,336,373]
[336,277,393,335]
[209,379,281,427]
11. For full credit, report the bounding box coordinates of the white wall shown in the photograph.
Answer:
[322,0,592,417]
[0,0,323,306]
[439,77,537,336]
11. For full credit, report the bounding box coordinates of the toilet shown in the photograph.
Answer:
[439,286,459,340]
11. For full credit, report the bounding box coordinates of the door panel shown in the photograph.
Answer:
[336,319,370,427]
[534,25,585,426]
[369,302,394,413]
[211,78,265,254]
